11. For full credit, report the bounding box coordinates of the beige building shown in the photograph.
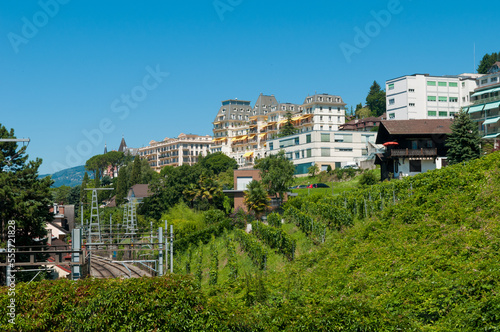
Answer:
[211,93,346,168]
[138,133,212,172]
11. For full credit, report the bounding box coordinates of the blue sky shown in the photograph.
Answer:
[0,0,497,174]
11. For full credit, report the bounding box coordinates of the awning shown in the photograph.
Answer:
[278,119,287,125]
[243,151,254,158]
[468,104,485,114]
[258,133,267,138]
[483,117,500,125]
[267,121,276,125]
[483,101,500,111]
[248,134,256,139]
[249,124,257,128]
[301,114,313,119]
[213,121,221,125]
[483,133,500,139]
[214,137,227,141]
[471,86,500,97]
[291,115,302,121]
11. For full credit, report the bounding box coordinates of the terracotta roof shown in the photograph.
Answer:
[380,119,452,135]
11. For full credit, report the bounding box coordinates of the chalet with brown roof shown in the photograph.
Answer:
[375,119,452,180]
[127,184,151,203]
[339,114,386,132]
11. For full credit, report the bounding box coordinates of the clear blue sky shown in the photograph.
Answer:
[0,0,497,174]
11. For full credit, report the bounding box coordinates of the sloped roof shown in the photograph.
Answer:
[381,119,452,135]
[128,184,151,199]
[118,137,127,152]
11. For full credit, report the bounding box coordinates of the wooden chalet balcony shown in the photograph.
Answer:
[390,148,437,158]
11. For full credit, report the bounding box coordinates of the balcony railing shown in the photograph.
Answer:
[390,148,437,157]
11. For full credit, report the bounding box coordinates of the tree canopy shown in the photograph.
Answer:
[366,81,386,117]
[198,152,238,176]
[445,109,482,165]
[477,52,500,74]
[0,124,53,247]
[278,112,297,138]
[254,150,295,204]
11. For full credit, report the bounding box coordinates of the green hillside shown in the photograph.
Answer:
[39,165,92,187]
[3,152,500,331]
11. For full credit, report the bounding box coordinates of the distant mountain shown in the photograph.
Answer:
[39,165,93,187]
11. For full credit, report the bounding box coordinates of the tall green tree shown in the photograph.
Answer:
[115,166,129,205]
[0,124,53,246]
[130,155,142,186]
[278,112,297,138]
[243,180,270,218]
[446,109,482,165]
[366,81,386,117]
[477,52,500,74]
[254,150,294,205]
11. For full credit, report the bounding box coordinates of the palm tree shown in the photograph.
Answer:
[244,180,270,219]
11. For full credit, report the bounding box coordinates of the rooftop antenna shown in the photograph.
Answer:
[474,43,476,73]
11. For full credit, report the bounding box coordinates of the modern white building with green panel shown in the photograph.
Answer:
[466,64,500,140]
[266,130,376,175]
[385,73,481,120]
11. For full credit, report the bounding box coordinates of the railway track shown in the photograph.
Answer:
[90,254,151,279]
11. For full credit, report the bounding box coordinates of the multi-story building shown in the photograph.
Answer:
[385,73,481,120]
[467,63,500,141]
[211,93,347,168]
[138,133,212,172]
[266,130,376,175]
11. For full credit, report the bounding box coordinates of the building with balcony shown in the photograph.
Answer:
[374,119,452,181]
[385,73,481,120]
[266,130,376,175]
[466,63,500,143]
[138,133,212,172]
[211,93,347,168]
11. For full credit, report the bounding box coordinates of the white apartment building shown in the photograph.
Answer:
[266,130,376,175]
[138,133,212,172]
[467,63,500,140]
[385,73,481,120]
[211,93,347,168]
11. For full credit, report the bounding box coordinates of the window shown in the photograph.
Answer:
[492,77,498,83]
[389,98,395,105]
[462,82,465,87]
[427,81,436,86]
[410,160,421,172]
[334,134,343,142]
[306,134,311,143]
[389,83,394,90]
[319,106,323,111]
[428,96,436,101]
[336,148,353,152]
[321,148,330,157]
[409,103,415,107]
[306,149,312,158]
[449,82,458,87]
[438,96,447,102]
[450,112,456,117]
[362,148,368,155]
[428,110,437,116]
[321,133,330,142]
[449,97,458,102]
[481,79,488,84]
[320,116,323,121]
[389,113,395,119]
[295,151,300,159]
[438,82,447,87]
[439,111,448,117]
[269,142,273,150]
[295,137,299,145]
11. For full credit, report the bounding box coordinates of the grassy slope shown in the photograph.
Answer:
[3,154,500,330]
